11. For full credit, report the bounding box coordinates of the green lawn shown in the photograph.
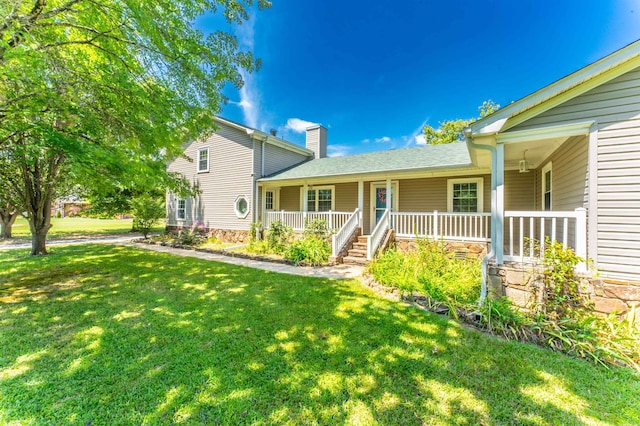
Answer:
[7,217,164,240]
[0,245,638,425]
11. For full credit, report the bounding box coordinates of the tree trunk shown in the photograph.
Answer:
[31,226,49,255]
[0,210,18,239]
[28,199,53,256]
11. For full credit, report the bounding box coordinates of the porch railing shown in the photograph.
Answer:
[368,209,390,259]
[331,208,360,258]
[391,211,491,241]
[263,210,352,231]
[504,208,587,270]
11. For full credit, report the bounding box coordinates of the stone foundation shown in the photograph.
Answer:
[395,238,488,258]
[488,262,640,316]
[166,226,249,243]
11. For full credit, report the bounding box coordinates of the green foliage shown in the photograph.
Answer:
[303,218,331,239]
[131,195,165,238]
[0,0,270,254]
[480,242,640,370]
[265,219,293,254]
[285,236,331,266]
[423,100,500,145]
[368,239,482,308]
[248,221,262,242]
[539,238,590,318]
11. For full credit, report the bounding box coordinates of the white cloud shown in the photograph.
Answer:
[375,136,391,143]
[362,138,370,143]
[403,119,428,148]
[327,144,351,157]
[285,118,319,133]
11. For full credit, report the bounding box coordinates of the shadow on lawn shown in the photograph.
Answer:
[0,244,638,425]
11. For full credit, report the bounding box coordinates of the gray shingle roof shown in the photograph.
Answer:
[259,141,472,182]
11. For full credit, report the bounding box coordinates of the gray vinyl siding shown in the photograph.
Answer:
[166,123,255,231]
[263,143,309,176]
[512,67,640,280]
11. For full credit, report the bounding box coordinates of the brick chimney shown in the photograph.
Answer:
[305,125,327,159]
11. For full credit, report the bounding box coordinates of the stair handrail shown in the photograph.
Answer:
[367,208,390,260]
[331,208,361,258]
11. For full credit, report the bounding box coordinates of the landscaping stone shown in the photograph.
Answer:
[591,296,629,314]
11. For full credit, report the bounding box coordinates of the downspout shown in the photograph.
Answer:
[464,127,496,304]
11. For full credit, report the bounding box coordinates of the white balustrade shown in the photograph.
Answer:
[331,208,360,258]
[391,211,491,241]
[263,210,352,232]
[367,209,390,259]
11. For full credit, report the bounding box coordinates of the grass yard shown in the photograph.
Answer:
[6,217,165,241]
[0,245,638,425]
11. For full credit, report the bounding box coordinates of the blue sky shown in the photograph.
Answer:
[197,0,640,156]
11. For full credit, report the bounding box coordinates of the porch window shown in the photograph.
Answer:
[177,198,186,220]
[447,178,483,213]
[197,147,209,173]
[265,190,274,210]
[542,162,552,211]
[303,186,335,212]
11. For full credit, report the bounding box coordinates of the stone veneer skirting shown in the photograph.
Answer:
[166,226,249,243]
[488,262,640,316]
[395,238,488,258]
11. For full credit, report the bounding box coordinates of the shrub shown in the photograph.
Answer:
[367,238,482,308]
[249,221,262,242]
[304,218,331,239]
[131,195,164,238]
[265,219,292,254]
[174,223,208,246]
[285,236,331,266]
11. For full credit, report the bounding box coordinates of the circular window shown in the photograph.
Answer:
[234,195,250,219]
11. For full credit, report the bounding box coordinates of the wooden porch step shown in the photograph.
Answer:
[352,242,367,250]
[343,256,369,265]
[347,248,367,257]
[357,236,368,243]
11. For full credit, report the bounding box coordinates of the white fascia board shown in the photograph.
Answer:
[496,121,594,144]
[265,136,314,157]
[470,40,640,135]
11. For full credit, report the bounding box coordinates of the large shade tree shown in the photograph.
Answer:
[0,0,269,254]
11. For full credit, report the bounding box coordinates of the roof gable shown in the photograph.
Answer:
[471,39,640,135]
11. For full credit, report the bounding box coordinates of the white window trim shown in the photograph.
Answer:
[197,147,210,173]
[264,188,279,211]
[447,177,484,213]
[234,195,250,219]
[541,161,552,211]
[300,185,336,211]
[176,198,186,221]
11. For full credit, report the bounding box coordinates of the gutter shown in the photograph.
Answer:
[464,127,496,304]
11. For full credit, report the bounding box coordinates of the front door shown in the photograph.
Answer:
[370,182,398,231]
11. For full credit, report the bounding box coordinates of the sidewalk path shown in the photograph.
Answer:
[120,242,364,280]
[0,234,141,251]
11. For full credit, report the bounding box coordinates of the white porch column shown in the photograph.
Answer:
[357,180,364,229]
[587,124,598,269]
[496,144,505,264]
[302,183,308,212]
[386,178,392,229]
[575,207,588,272]
[260,185,266,224]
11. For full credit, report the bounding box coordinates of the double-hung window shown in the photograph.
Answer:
[447,178,483,212]
[542,162,552,211]
[197,147,209,173]
[304,186,334,212]
[265,190,275,211]
[176,199,186,220]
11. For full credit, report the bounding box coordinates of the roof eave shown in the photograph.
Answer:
[471,39,640,135]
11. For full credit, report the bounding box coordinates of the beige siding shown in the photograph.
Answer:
[335,182,358,211]
[167,123,255,230]
[279,186,302,211]
[513,67,640,280]
[263,143,309,176]
[505,170,535,211]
